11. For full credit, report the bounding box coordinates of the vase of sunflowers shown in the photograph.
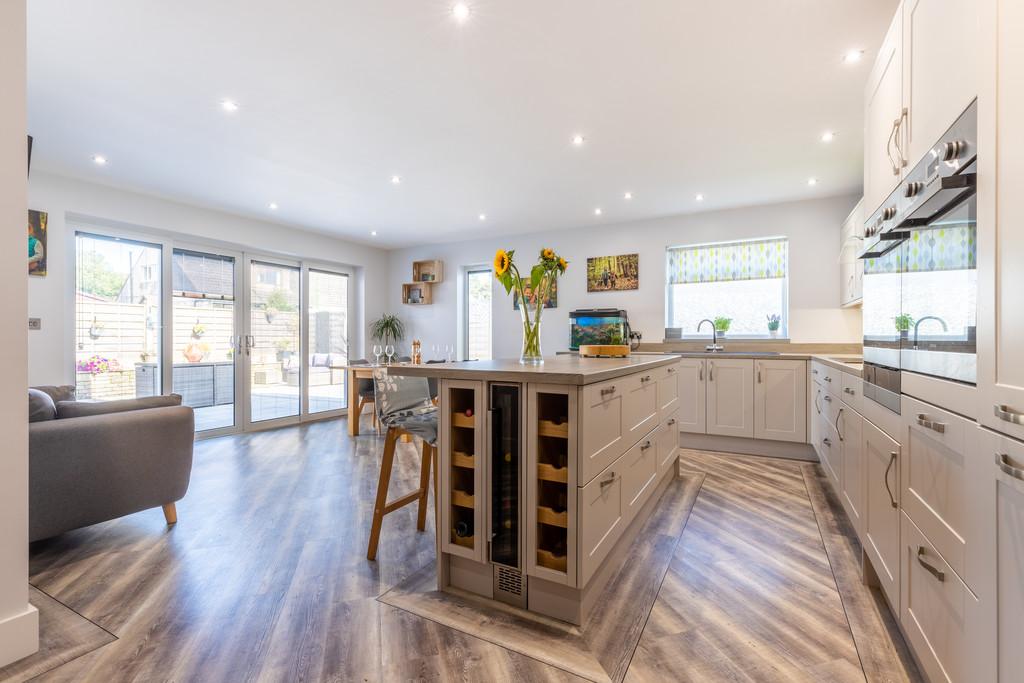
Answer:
[493,247,568,365]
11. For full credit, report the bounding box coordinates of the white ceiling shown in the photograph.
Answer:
[27,0,897,248]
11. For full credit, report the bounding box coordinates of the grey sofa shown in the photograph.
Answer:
[28,386,195,542]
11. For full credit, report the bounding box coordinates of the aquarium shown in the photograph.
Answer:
[569,309,630,350]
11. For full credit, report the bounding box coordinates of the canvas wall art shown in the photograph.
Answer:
[28,209,47,276]
[586,253,638,292]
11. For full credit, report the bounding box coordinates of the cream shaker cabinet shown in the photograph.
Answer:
[863,419,902,609]
[864,5,906,215]
[753,360,807,443]
[675,357,707,434]
[706,358,754,439]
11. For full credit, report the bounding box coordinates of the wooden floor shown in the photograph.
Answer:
[6,418,921,683]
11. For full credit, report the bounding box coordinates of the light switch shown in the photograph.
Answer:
[28,318,41,330]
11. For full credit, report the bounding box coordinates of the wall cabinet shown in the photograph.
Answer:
[839,199,864,307]
[754,359,807,443]
[864,5,906,214]
[863,419,902,609]
[706,358,754,438]
[676,357,707,434]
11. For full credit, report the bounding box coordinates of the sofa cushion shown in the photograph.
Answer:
[327,353,346,367]
[29,388,57,422]
[32,385,77,404]
[56,394,183,419]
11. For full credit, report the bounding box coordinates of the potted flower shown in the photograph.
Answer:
[713,316,732,338]
[191,320,206,339]
[494,247,568,364]
[766,314,781,338]
[894,314,915,338]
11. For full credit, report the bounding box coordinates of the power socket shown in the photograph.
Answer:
[28,318,41,330]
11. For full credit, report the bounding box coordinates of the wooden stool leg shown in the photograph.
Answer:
[367,428,399,560]
[416,440,433,531]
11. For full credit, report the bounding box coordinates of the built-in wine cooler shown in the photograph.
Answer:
[488,383,526,607]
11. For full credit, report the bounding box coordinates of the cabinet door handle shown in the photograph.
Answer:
[843,387,855,396]
[995,404,1024,425]
[916,547,945,582]
[823,394,833,403]
[812,368,819,375]
[894,107,909,169]
[996,452,1024,481]
[600,386,617,397]
[757,364,762,384]
[885,451,898,509]
[641,440,652,451]
[699,363,704,381]
[599,472,616,489]
[824,376,832,384]
[823,437,833,447]
[815,390,822,415]
[641,375,652,383]
[835,407,844,442]
[708,362,714,382]
[667,366,675,373]
[886,117,901,175]
[916,413,946,434]
[667,418,676,426]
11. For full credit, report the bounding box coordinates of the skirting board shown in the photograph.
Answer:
[0,604,39,667]
[679,432,817,462]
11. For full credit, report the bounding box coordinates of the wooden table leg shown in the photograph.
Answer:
[347,368,359,436]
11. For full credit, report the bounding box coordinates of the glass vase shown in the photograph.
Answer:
[518,283,544,365]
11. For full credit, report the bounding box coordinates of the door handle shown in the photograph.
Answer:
[916,413,946,434]
[599,472,616,489]
[835,407,844,442]
[815,390,822,415]
[884,451,898,509]
[996,452,1024,481]
[699,363,704,382]
[823,394,833,403]
[916,547,945,582]
[640,375,652,383]
[708,362,714,382]
[894,107,909,170]
[641,440,652,451]
[995,404,1024,425]
[886,117,901,176]
[756,364,762,384]
[823,437,833,448]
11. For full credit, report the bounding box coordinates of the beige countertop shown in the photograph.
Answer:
[388,354,678,385]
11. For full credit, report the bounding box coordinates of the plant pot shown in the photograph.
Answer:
[769,329,779,338]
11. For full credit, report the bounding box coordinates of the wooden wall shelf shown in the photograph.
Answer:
[402,260,444,305]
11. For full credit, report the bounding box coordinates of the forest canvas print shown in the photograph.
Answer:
[586,253,638,292]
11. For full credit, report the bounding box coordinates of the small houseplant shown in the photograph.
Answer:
[766,314,781,338]
[713,316,732,338]
[370,314,406,348]
[894,314,915,335]
[494,247,568,364]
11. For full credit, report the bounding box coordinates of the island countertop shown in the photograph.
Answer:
[388,354,679,385]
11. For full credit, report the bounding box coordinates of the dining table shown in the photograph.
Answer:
[335,362,413,437]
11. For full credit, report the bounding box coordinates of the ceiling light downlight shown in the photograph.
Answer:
[221,99,239,113]
[478,213,487,221]
[808,177,818,186]
[572,134,585,147]
[371,231,378,237]
[821,131,836,143]
[624,192,633,200]
[594,208,602,216]
[92,154,107,166]
[268,202,278,210]
[452,3,470,23]
[695,193,704,201]
[391,175,402,185]
[842,49,864,64]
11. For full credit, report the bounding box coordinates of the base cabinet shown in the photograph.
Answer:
[838,408,865,538]
[863,419,902,609]
[706,358,754,438]
[753,360,807,443]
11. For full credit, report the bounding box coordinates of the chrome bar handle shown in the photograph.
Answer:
[996,452,1024,481]
[995,404,1024,426]
[894,107,909,169]
[699,363,704,382]
[641,440,652,451]
[823,437,833,448]
[640,375,652,383]
[886,117,900,176]
[916,547,945,582]
[757,363,762,384]
[815,390,822,415]
[708,362,714,382]
[916,413,946,434]
[835,407,844,442]
[823,394,833,403]
[599,472,616,489]
[885,451,898,509]
[600,385,617,397]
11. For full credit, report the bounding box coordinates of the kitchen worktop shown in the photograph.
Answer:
[391,354,678,385]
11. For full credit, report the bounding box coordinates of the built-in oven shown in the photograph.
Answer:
[858,99,979,412]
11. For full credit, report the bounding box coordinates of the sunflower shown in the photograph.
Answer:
[541,248,554,260]
[494,249,510,276]
[558,257,568,272]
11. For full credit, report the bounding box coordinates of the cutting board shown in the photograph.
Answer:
[579,344,631,358]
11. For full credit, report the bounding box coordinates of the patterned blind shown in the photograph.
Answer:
[667,238,788,285]
[172,249,234,298]
[864,224,976,275]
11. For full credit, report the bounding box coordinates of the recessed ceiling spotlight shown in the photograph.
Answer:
[695,193,704,201]
[572,134,585,146]
[624,192,633,200]
[821,131,836,143]
[594,207,603,216]
[268,202,278,210]
[842,49,865,65]
[478,213,487,221]
[808,177,819,186]
[371,230,378,236]
[221,99,239,113]
[452,3,470,23]
[391,175,402,185]
[92,154,107,166]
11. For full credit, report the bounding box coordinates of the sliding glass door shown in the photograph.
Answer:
[247,259,302,425]
[307,269,350,413]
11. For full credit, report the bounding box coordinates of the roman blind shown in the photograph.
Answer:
[666,237,788,285]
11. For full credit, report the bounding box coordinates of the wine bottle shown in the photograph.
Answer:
[454,521,471,537]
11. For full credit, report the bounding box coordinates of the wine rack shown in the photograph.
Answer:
[441,381,484,561]
[529,386,576,584]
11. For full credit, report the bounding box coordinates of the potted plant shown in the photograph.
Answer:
[274,339,294,362]
[370,314,406,349]
[894,314,915,338]
[713,316,732,338]
[766,314,781,338]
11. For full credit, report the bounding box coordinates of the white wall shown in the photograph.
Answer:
[28,172,390,386]
[0,0,39,667]
[388,195,863,358]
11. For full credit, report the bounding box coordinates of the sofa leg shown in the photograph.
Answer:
[162,503,178,525]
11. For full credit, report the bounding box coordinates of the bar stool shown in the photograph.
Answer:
[366,368,437,561]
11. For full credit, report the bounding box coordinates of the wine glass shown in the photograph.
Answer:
[431,344,439,361]
[445,344,454,362]
[372,344,382,365]
[385,344,395,365]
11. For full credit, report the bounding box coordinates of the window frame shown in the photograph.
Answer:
[462,265,493,361]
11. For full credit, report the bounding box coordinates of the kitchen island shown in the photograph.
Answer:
[395,354,682,625]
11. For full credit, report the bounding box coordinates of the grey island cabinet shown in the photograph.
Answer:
[393,354,682,625]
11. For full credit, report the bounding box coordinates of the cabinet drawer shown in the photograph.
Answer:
[656,362,681,422]
[657,410,680,478]
[623,371,659,446]
[901,395,986,591]
[579,377,627,486]
[621,429,658,527]
[818,415,842,492]
[810,361,841,392]
[900,512,993,683]
[578,458,624,588]
[840,372,864,413]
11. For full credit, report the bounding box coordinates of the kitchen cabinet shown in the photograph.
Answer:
[706,358,754,438]
[578,377,626,486]
[839,200,864,307]
[439,380,487,562]
[753,360,807,443]
[979,0,1024,443]
[675,357,707,434]
[838,406,865,538]
[622,372,659,448]
[863,419,902,609]
[989,428,1024,681]
[578,455,624,588]
[901,0,982,165]
[864,5,906,214]
[655,362,680,422]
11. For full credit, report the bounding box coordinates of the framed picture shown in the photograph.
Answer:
[587,253,638,292]
[28,209,47,277]
[514,279,558,310]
